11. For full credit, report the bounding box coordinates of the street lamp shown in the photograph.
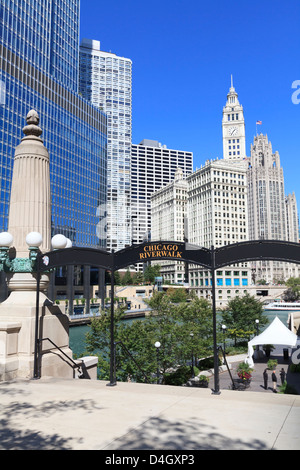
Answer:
[0,231,43,272]
[221,324,226,354]
[51,234,68,250]
[154,341,161,384]
[190,332,194,378]
[255,319,259,336]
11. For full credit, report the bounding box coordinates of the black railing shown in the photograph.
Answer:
[34,337,83,379]
[218,345,236,390]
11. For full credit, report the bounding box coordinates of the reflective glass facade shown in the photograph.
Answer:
[0,0,107,248]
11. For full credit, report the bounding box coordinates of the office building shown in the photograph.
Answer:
[186,158,250,304]
[79,38,132,252]
[131,140,193,256]
[151,167,188,284]
[0,0,107,250]
[286,193,299,243]
[247,134,299,282]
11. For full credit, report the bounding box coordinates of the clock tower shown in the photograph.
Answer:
[222,77,246,160]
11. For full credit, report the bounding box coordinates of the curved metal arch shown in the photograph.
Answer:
[36,246,113,272]
[214,240,300,269]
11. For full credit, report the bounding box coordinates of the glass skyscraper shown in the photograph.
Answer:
[0,0,107,249]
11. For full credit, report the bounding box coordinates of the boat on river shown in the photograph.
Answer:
[264,302,300,310]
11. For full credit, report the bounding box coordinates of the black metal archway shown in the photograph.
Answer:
[34,240,300,394]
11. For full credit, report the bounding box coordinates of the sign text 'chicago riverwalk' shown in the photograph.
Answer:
[139,243,183,260]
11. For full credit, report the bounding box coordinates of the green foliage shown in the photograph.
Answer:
[164,366,194,386]
[278,381,299,395]
[198,356,221,370]
[199,375,209,383]
[121,268,133,285]
[236,361,253,380]
[143,264,161,284]
[283,277,300,301]
[290,363,300,373]
[166,287,187,303]
[84,292,214,384]
[267,359,278,370]
[221,293,268,345]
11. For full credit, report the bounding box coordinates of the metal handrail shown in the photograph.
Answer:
[35,337,83,379]
[218,345,236,390]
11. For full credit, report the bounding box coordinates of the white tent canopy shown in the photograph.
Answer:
[246,316,298,367]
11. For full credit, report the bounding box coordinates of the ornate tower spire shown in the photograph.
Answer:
[222,81,246,160]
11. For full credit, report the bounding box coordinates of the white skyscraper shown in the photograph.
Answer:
[151,167,188,284]
[131,139,193,246]
[79,39,132,251]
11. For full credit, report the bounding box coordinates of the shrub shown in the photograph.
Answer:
[267,359,278,370]
[279,381,299,395]
[164,365,199,386]
[199,375,209,383]
[290,363,300,373]
[198,356,221,370]
[236,362,253,380]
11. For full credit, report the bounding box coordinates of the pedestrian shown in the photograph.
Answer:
[271,370,277,392]
[263,368,268,390]
[280,368,286,385]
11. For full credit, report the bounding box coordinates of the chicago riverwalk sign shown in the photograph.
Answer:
[35,240,300,392]
[36,240,300,273]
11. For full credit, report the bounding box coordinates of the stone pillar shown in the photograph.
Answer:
[0,110,73,381]
[8,110,51,258]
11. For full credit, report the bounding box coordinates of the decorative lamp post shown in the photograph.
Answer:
[255,319,259,336]
[190,332,194,378]
[155,341,161,384]
[221,324,226,353]
[0,231,43,273]
[51,234,68,250]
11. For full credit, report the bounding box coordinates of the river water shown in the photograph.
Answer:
[69,309,294,358]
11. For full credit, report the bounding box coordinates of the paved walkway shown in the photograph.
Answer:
[1,347,300,451]
[216,346,300,395]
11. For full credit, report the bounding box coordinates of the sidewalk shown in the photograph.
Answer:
[0,371,299,450]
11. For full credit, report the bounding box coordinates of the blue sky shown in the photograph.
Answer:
[80,0,300,203]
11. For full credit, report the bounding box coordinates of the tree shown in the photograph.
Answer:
[166,287,187,303]
[84,291,214,384]
[121,268,133,285]
[222,293,268,345]
[283,288,299,302]
[283,277,300,301]
[114,271,121,285]
[143,264,161,284]
[132,271,143,285]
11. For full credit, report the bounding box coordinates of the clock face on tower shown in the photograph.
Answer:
[228,126,238,136]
